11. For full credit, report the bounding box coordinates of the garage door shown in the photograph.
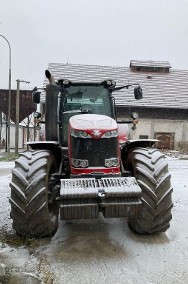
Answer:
[154,132,174,150]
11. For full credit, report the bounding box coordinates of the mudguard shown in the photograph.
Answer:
[120,139,158,169]
[123,139,158,149]
[26,141,63,170]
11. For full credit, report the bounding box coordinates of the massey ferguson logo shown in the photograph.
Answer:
[92,130,101,137]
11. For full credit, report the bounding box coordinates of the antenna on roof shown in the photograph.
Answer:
[150,51,153,62]
[66,53,69,64]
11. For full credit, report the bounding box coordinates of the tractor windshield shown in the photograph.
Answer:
[63,85,113,117]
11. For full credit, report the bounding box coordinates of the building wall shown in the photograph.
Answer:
[131,119,188,151]
[117,107,188,152]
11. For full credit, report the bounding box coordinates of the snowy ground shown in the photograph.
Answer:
[0,157,188,284]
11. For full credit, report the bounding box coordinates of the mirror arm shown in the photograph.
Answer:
[32,87,46,91]
[113,83,140,92]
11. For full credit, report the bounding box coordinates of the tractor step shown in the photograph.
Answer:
[60,177,142,220]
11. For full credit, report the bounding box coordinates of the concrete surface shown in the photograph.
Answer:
[0,157,188,284]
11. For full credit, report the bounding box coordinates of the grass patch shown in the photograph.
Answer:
[0,153,19,161]
[0,229,39,248]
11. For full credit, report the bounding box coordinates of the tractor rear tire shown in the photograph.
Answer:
[126,148,173,234]
[9,150,59,238]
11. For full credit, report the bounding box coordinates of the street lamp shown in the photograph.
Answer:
[15,79,30,154]
[0,34,11,154]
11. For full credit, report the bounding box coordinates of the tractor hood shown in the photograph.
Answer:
[69,114,117,135]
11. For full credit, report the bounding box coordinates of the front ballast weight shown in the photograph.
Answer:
[60,177,142,220]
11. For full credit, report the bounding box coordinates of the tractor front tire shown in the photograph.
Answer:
[9,150,59,238]
[126,148,173,234]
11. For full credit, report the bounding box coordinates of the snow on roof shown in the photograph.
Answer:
[41,62,188,109]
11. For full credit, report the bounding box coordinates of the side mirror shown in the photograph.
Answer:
[32,91,41,104]
[134,86,143,100]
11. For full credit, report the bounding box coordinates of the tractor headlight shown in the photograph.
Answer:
[71,130,91,138]
[71,158,89,168]
[80,131,89,138]
[102,130,118,138]
[102,80,116,88]
[105,158,119,168]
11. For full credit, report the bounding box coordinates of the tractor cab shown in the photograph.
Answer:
[62,83,114,116]
[32,76,143,148]
[58,80,116,146]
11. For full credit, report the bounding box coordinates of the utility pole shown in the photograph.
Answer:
[15,79,30,154]
[0,35,11,154]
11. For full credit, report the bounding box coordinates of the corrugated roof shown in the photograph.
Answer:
[42,62,188,109]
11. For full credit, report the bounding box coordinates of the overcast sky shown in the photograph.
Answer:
[0,0,188,90]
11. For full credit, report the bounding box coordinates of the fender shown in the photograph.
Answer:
[120,139,158,168]
[26,141,63,170]
[123,139,158,149]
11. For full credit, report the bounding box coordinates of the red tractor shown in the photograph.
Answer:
[9,71,173,237]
